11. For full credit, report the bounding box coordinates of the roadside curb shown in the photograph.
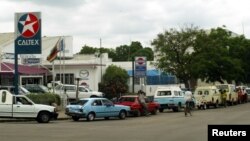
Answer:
[0,117,70,123]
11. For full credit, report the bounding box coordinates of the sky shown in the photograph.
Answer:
[0,0,250,53]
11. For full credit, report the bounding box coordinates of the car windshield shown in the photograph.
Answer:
[85,87,93,92]
[40,85,49,92]
[55,85,63,90]
[19,86,30,94]
[119,97,135,102]
[216,85,229,91]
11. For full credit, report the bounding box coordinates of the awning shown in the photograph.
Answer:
[0,62,50,75]
[127,69,161,77]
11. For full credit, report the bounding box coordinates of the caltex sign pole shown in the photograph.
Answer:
[14,12,41,94]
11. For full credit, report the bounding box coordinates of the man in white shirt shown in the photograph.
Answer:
[184,91,193,116]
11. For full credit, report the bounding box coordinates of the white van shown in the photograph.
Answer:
[154,86,185,112]
[194,86,221,109]
[215,84,238,105]
[54,84,104,99]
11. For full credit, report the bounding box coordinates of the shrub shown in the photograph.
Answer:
[26,93,61,106]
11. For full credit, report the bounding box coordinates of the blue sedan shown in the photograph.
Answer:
[65,98,131,121]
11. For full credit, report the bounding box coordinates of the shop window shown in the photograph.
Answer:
[56,73,74,84]
[1,91,7,103]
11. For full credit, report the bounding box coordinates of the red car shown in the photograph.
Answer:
[115,95,160,117]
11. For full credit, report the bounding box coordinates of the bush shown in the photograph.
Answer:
[26,93,61,106]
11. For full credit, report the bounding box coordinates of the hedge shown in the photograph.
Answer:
[26,93,61,106]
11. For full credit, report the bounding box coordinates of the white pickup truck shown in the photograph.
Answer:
[0,90,58,123]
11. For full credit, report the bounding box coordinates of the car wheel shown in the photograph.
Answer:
[87,112,95,121]
[119,110,126,119]
[37,112,50,123]
[151,108,157,115]
[72,116,80,121]
[134,110,141,117]
[159,108,164,113]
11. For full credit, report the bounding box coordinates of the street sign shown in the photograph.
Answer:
[135,56,147,77]
[15,12,41,54]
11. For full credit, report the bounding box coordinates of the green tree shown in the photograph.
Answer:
[113,41,154,61]
[114,45,130,61]
[192,27,244,84]
[227,35,250,84]
[151,25,201,88]
[99,65,129,99]
[79,45,97,54]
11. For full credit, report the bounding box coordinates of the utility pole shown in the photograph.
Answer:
[100,38,102,83]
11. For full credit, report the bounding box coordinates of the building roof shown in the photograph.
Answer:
[0,62,50,75]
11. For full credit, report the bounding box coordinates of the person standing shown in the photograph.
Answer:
[220,89,227,107]
[184,91,193,117]
[138,90,149,116]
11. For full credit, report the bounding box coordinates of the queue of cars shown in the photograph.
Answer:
[2,83,249,122]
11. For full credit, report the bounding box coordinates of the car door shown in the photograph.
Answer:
[91,99,105,118]
[12,96,36,118]
[173,90,184,106]
[102,99,117,117]
[78,87,90,98]
[64,85,77,99]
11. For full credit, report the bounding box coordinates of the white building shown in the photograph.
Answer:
[1,33,178,95]
[0,33,111,91]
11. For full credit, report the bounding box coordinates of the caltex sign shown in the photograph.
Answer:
[15,12,41,54]
[135,56,147,77]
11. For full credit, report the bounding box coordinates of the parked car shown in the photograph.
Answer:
[23,84,50,94]
[65,97,130,121]
[194,85,221,109]
[54,84,104,99]
[115,95,160,117]
[0,90,58,123]
[154,86,186,112]
[245,88,250,102]
[0,86,30,95]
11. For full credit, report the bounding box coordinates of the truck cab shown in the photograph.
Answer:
[0,90,58,123]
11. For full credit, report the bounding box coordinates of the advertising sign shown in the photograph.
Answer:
[135,56,147,77]
[15,12,41,54]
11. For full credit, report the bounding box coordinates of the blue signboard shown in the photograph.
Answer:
[135,56,147,77]
[15,12,41,54]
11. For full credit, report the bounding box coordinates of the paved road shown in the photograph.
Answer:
[0,103,250,141]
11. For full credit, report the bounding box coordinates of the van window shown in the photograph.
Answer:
[174,91,181,96]
[157,91,171,96]
[204,90,209,95]
[1,91,7,103]
[198,91,202,95]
